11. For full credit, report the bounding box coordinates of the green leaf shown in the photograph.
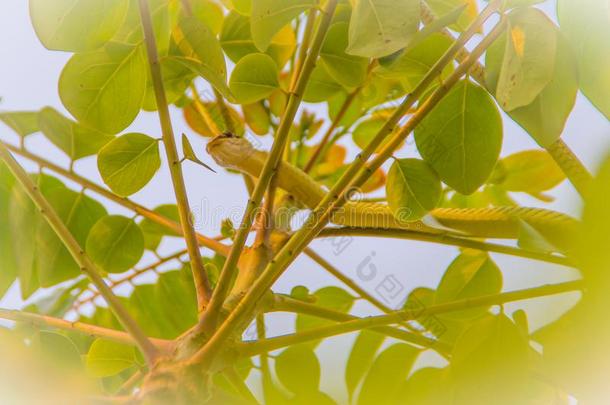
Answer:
[242,102,271,135]
[386,158,442,222]
[396,367,451,404]
[138,204,180,251]
[435,250,502,319]
[8,174,106,290]
[0,163,17,297]
[532,148,610,403]
[142,57,194,111]
[29,0,128,52]
[86,215,145,274]
[32,331,82,370]
[376,33,454,93]
[38,107,113,160]
[357,343,420,405]
[172,16,232,99]
[220,11,296,68]
[494,8,557,112]
[425,0,478,32]
[320,23,369,89]
[229,53,280,104]
[36,187,107,287]
[9,174,65,298]
[352,116,391,152]
[415,80,503,195]
[86,339,136,378]
[296,287,355,347]
[193,0,225,34]
[275,345,320,395]
[345,330,385,400]
[486,28,578,147]
[97,133,161,197]
[250,0,316,52]
[303,64,343,103]
[115,0,172,55]
[558,0,610,119]
[493,150,565,193]
[0,111,39,137]
[450,315,531,405]
[182,134,216,172]
[347,0,420,58]
[59,42,147,134]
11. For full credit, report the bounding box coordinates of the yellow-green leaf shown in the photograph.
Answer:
[59,42,147,134]
[29,0,128,52]
[38,107,113,160]
[415,80,503,195]
[250,0,316,52]
[86,339,136,377]
[86,215,145,274]
[495,8,557,112]
[171,16,232,100]
[320,23,369,89]
[97,133,161,197]
[435,250,502,319]
[0,111,39,137]
[357,343,420,405]
[229,53,280,104]
[486,28,578,147]
[558,0,610,119]
[386,158,442,222]
[347,0,420,58]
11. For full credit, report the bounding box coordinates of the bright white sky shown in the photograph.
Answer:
[0,0,608,401]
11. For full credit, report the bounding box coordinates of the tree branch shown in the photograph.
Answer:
[259,294,451,355]
[241,280,584,354]
[0,144,160,365]
[0,308,172,353]
[138,0,212,311]
[316,227,574,267]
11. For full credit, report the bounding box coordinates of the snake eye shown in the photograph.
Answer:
[221,131,236,139]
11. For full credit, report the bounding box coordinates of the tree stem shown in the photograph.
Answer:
[262,294,451,355]
[138,0,212,311]
[0,144,159,365]
[242,280,584,354]
[316,228,574,267]
[0,308,172,352]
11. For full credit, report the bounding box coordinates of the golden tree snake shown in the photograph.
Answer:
[206,134,577,252]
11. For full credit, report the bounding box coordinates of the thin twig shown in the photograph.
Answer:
[316,228,574,267]
[0,308,172,352]
[266,294,451,354]
[241,280,584,355]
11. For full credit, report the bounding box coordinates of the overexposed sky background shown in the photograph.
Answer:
[0,0,608,401]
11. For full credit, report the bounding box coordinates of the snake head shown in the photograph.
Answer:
[206,132,256,170]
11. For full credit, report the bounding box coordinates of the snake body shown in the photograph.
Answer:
[207,134,577,249]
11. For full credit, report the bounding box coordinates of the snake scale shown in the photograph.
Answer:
[207,134,578,251]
